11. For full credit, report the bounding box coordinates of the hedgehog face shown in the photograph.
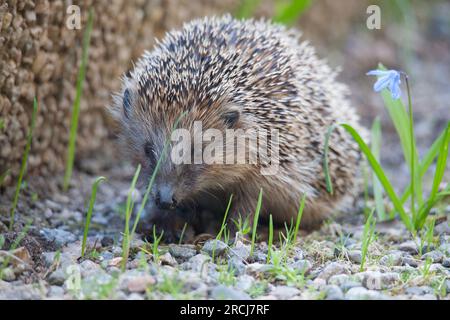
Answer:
[113,82,245,212]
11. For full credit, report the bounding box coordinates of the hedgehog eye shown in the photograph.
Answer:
[221,110,240,128]
[144,141,156,167]
[123,89,132,118]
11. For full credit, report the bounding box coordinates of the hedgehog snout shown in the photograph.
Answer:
[155,184,177,210]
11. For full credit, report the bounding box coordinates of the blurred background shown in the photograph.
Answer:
[1,0,449,191]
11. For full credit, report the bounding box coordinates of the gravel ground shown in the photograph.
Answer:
[1,2,449,301]
[0,160,449,300]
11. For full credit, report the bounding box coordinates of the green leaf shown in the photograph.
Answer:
[323,123,413,231]
[250,188,263,256]
[10,98,38,230]
[371,117,386,220]
[81,176,106,257]
[415,123,449,229]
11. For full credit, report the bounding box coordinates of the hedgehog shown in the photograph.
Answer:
[110,15,364,241]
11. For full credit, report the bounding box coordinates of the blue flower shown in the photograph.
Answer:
[367,69,402,100]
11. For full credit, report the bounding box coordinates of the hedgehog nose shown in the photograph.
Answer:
[155,185,177,210]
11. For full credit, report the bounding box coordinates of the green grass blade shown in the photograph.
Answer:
[371,117,386,220]
[293,193,306,244]
[9,98,38,230]
[273,0,311,26]
[217,194,233,241]
[323,124,338,194]
[0,169,10,187]
[121,164,141,271]
[81,176,106,257]
[250,188,263,257]
[178,222,188,245]
[63,8,94,191]
[267,214,273,264]
[360,209,376,272]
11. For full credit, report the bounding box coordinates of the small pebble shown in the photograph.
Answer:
[324,285,344,300]
[202,239,228,257]
[211,285,250,300]
[270,286,300,300]
[168,245,197,260]
[421,251,443,263]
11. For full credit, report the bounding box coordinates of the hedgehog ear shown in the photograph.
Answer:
[123,88,132,119]
[221,109,240,128]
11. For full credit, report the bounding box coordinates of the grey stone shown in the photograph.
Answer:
[402,257,420,267]
[42,251,73,268]
[48,285,65,297]
[252,251,267,263]
[289,259,312,274]
[100,251,114,261]
[168,245,197,260]
[434,222,450,236]
[361,271,399,290]
[231,241,251,261]
[211,285,250,300]
[228,256,246,276]
[317,262,350,281]
[421,250,443,263]
[79,260,101,277]
[188,254,212,272]
[234,275,254,292]
[422,244,436,254]
[202,239,228,257]
[119,270,156,293]
[439,243,450,256]
[112,246,123,256]
[47,268,67,286]
[270,286,300,300]
[379,252,403,266]
[101,236,114,247]
[39,228,77,248]
[398,240,419,255]
[0,283,42,300]
[328,274,361,292]
[159,252,177,266]
[247,263,272,274]
[324,285,344,300]
[348,250,362,264]
[442,257,450,268]
[345,287,388,300]
[405,286,434,296]
[429,263,446,273]
[411,294,437,300]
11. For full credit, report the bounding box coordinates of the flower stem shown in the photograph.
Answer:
[404,75,416,224]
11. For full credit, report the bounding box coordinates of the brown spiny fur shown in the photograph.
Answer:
[110,15,365,239]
